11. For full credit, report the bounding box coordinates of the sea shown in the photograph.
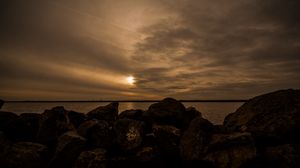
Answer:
[1,102,243,125]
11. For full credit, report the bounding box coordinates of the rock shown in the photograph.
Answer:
[68,111,87,128]
[113,119,144,151]
[144,98,186,127]
[118,109,144,120]
[203,132,256,168]
[87,102,119,124]
[181,107,202,130]
[49,131,86,168]
[37,106,74,147]
[180,116,214,160]
[153,125,181,158]
[10,113,41,141]
[0,99,3,109]
[224,89,300,146]
[0,111,18,133]
[0,132,11,164]
[74,148,107,168]
[3,142,49,168]
[77,120,113,149]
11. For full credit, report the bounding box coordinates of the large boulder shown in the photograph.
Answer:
[49,131,86,168]
[118,109,144,120]
[0,111,18,133]
[181,107,202,130]
[144,98,186,128]
[74,148,107,168]
[113,119,144,151]
[77,120,113,149]
[87,102,119,124]
[153,125,181,158]
[203,132,256,168]
[0,132,11,164]
[224,89,300,146]
[10,113,41,142]
[0,99,3,109]
[37,106,74,147]
[68,111,87,128]
[180,116,214,161]
[3,142,49,168]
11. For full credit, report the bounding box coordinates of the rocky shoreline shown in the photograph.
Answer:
[0,89,299,168]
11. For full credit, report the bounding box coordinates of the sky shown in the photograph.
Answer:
[0,0,300,100]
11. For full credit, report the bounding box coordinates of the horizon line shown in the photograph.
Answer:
[4,99,249,103]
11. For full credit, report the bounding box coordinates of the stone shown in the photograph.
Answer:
[118,109,144,120]
[0,132,11,164]
[3,142,49,168]
[0,111,18,133]
[224,89,300,146]
[144,98,186,127]
[180,116,214,160]
[10,113,41,141]
[37,106,74,147]
[203,132,256,168]
[181,107,202,130]
[74,148,107,168]
[87,102,119,124]
[68,111,87,128]
[113,119,144,151]
[0,99,3,109]
[49,131,86,168]
[153,125,181,158]
[77,120,113,149]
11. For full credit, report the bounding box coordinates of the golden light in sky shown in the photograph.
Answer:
[126,76,135,85]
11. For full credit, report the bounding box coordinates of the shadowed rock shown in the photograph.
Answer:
[144,98,186,128]
[77,119,113,149]
[37,106,74,147]
[224,89,300,146]
[0,131,11,164]
[10,113,41,142]
[0,111,18,133]
[180,116,214,161]
[0,100,3,109]
[3,142,49,168]
[118,109,144,120]
[87,102,119,124]
[49,131,86,168]
[181,107,202,130]
[68,111,87,128]
[153,125,181,158]
[203,132,256,168]
[74,148,107,168]
[113,119,144,151]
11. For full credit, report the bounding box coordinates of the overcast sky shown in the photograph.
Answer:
[1,0,299,100]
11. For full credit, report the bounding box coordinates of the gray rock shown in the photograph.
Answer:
[224,89,300,146]
[3,142,49,168]
[49,131,86,168]
[114,119,144,151]
[74,148,107,168]
[77,120,113,149]
[87,102,119,124]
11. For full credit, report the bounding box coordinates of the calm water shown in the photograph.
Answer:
[1,102,243,124]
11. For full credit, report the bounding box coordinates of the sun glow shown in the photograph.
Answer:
[126,76,135,85]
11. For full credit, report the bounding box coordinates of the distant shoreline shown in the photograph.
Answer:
[4,100,248,103]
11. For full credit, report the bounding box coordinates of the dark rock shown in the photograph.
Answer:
[77,119,113,149]
[153,125,181,158]
[203,132,256,168]
[118,109,144,120]
[3,142,49,168]
[49,131,86,168]
[68,111,87,128]
[114,119,144,151]
[37,106,74,147]
[74,148,107,168]
[144,98,186,127]
[0,99,3,109]
[0,111,18,133]
[181,107,202,130]
[180,116,214,160]
[0,132,11,164]
[224,89,300,146]
[10,113,41,141]
[87,102,119,124]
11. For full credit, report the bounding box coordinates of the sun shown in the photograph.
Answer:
[126,76,135,85]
